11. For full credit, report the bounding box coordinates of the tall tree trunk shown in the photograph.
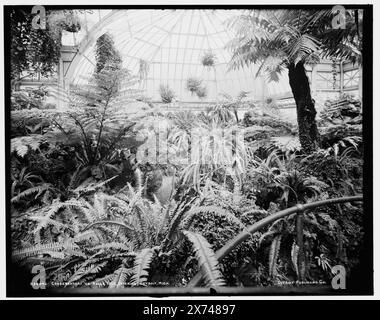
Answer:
[288,62,319,153]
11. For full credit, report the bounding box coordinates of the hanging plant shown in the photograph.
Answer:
[159,84,175,103]
[201,51,217,67]
[186,77,203,95]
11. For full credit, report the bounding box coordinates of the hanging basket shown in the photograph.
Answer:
[201,51,217,68]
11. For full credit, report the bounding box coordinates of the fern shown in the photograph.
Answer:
[183,231,225,287]
[71,176,118,196]
[92,273,116,288]
[12,240,78,261]
[130,248,155,286]
[67,261,107,286]
[268,234,282,278]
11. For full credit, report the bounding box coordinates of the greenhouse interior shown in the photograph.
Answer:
[8,8,367,294]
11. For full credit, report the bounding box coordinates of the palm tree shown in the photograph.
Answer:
[227,9,362,153]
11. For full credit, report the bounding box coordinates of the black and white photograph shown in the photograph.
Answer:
[2,2,374,299]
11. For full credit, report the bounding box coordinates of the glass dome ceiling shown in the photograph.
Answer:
[65,9,292,102]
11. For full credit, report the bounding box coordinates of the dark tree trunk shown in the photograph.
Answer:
[288,62,319,153]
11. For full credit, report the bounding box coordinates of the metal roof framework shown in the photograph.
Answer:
[64,9,292,102]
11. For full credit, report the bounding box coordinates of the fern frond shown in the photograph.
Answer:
[181,205,245,230]
[11,183,52,203]
[183,231,225,287]
[67,261,107,285]
[109,266,132,288]
[12,242,65,261]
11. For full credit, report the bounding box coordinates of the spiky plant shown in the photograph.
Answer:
[227,9,362,153]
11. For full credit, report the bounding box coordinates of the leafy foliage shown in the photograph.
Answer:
[183,231,225,287]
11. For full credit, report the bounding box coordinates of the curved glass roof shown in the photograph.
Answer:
[65,9,292,102]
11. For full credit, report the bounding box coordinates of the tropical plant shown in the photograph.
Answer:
[159,84,175,103]
[227,9,362,153]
